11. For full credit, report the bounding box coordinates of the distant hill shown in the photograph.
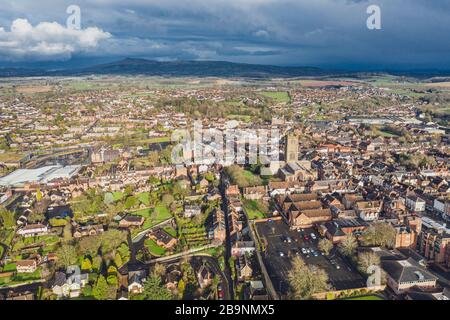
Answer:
[0,58,324,78]
[1,58,449,78]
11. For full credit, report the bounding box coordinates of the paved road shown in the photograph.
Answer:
[219,173,235,300]
[192,255,231,300]
[127,230,137,263]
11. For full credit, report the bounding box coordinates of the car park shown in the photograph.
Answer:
[255,218,367,294]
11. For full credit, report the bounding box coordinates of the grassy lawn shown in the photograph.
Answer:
[139,205,172,230]
[163,226,177,237]
[137,192,150,206]
[0,152,26,163]
[199,245,224,258]
[377,130,398,138]
[144,238,166,256]
[133,208,152,218]
[2,263,16,272]
[13,269,42,281]
[260,91,290,103]
[242,170,257,179]
[138,136,171,144]
[0,230,14,246]
[372,127,399,138]
[0,268,42,287]
[112,191,125,202]
[154,205,172,221]
[345,295,384,300]
[123,92,156,98]
[12,235,60,252]
[243,200,268,220]
[226,114,252,122]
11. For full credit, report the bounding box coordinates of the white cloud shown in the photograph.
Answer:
[0,18,111,61]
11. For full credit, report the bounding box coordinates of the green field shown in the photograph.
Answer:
[137,192,150,206]
[144,238,166,256]
[243,199,268,220]
[141,136,171,144]
[140,205,172,230]
[0,152,26,163]
[12,235,60,252]
[153,205,171,221]
[2,263,17,272]
[226,114,252,122]
[133,208,152,218]
[375,128,398,137]
[0,268,42,287]
[260,91,290,103]
[123,92,156,98]
[163,226,177,237]
[225,99,244,107]
[345,295,384,300]
[112,191,125,202]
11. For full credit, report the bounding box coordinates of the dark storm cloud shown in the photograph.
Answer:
[0,0,448,69]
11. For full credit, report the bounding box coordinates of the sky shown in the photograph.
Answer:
[0,0,449,71]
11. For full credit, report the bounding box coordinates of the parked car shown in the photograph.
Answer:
[279,252,285,257]
[217,283,224,298]
[303,234,310,241]
[310,233,317,240]
[286,236,292,243]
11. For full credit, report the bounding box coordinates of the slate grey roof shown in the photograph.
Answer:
[52,272,67,287]
[382,258,438,284]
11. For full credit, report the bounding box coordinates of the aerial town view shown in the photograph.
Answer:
[0,0,449,309]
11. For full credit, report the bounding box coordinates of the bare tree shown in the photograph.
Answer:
[318,238,334,256]
[338,234,358,257]
[361,223,396,248]
[287,257,329,300]
[357,251,380,274]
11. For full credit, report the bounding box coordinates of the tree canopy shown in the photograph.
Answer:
[287,256,329,300]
